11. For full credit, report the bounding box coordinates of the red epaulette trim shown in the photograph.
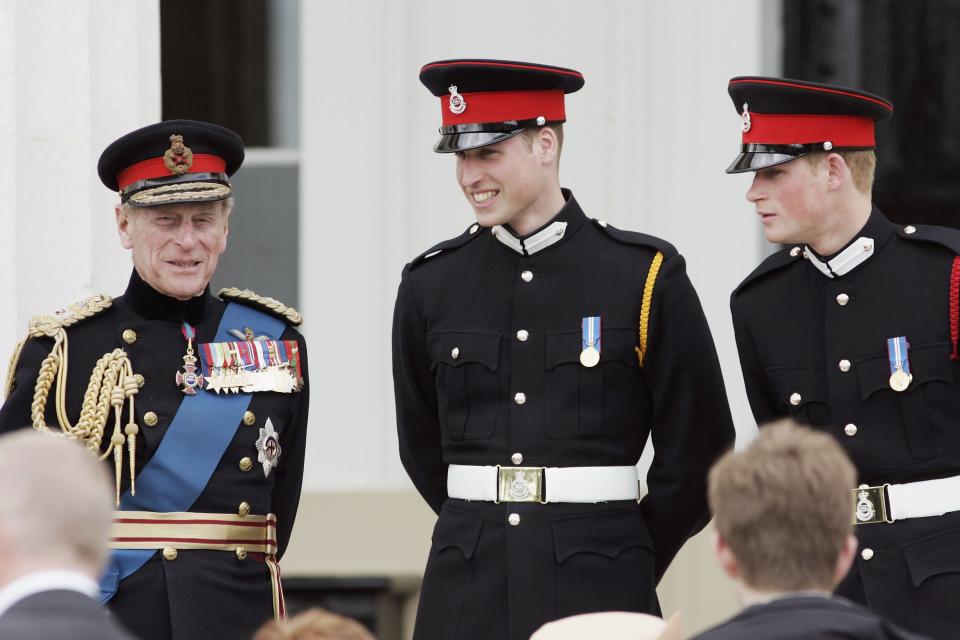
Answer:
[950,256,960,360]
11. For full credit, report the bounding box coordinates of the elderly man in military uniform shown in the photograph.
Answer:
[392,59,735,640]
[727,76,960,639]
[0,120,309,640]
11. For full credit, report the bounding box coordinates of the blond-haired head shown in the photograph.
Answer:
[708,421,856,591]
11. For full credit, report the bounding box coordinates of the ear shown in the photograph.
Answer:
[218,206,231,254]
[833,533,858,586]
[824,153,848,191]
[116,204,134,250]
[714,531,740,580]
[532,126,560,166]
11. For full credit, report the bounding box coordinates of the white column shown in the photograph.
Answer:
[0,0,160,364]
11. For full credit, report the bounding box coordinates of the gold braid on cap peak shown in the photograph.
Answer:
[218,287,303,326]
[25,294,142,506]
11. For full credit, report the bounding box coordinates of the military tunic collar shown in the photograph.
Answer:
[491,189,586,256]
[123,269,210,324]
[801,207,893,279]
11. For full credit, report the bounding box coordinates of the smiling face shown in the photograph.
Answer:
[116,201,230,300]
[745,158,830,246]
[455,131,560,233]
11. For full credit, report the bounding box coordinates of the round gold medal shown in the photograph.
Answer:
[580,347,600,368]
[889,369,912,392]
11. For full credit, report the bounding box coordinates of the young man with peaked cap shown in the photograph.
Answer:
[694,421,927,640]
[392,58,735,640]
[726,76,960,639]
[0,120,310,640]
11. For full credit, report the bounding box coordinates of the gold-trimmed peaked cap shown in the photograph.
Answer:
[98,119,244,207]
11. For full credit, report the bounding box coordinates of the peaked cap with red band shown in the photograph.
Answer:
[98,119,245,206]
[419,59,584,153]
[725,76,893,173]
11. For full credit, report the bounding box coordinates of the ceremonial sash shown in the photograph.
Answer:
[99,302,285,602]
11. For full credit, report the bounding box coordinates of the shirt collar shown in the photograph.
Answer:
[0,570,98,620]
[799,207,894,279]
[491,189,586,256]
[122,269,211,324]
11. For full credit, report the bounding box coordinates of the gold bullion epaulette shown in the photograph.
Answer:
[27,294,113,339]
[410,223,485,269]
[219,288,303,326]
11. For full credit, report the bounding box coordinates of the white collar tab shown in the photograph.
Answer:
[803,236,875,279]
[492,221,568,256]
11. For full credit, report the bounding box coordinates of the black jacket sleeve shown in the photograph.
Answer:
[730,292,785,426]
[392,267,447,514]
[272,328,309,558]
[639,254,736,581]
[0,337,51,432]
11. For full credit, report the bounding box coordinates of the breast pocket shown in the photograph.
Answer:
[855,342,954,465]
[544,328,643,439]
[766,365,831,426]
[428,331,502,440]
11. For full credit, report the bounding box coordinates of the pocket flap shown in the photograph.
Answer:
[856,342,954,400]
[551,508,652,563]
[768,366,828,407]
[545,328,638,370]
[903,524,960,586]
[427,331,501,371]
[432,505,483,559]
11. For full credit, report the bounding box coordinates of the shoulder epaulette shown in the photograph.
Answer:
[219,288,303,326]
[409,224,485,269]
[896,223,960,255]
[591,219,679,260]
[27,294,113,339]
[733,246,803,296]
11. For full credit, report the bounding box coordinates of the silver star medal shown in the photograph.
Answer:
[256,417,282,477]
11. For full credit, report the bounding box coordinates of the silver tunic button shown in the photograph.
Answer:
[521,270,533,282]
[789,393,802,406]
[469,224,479,234]
[516,330,529,342]
[861,548,874,560]
[451,347,460,360]
[514,392,527,405]
[845,423,858,436]
[790,247,801,257]
[904,225,917,235]
[597,220,608,228]
[508,513,521,526]
[839,359,851,372]
[836,293,850,306]
[511,453,523,465]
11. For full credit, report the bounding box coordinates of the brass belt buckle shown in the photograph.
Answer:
[496,466,546,504]
[852,483,893,525]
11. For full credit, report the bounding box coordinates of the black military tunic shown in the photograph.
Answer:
[0,270,309,640]
[393,190,735,640]
[692,595,929,640]
[732,208,960,639]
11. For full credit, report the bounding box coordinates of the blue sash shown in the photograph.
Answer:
[99,302,285,602]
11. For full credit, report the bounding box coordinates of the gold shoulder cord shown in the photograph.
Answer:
[27,295,141,505]
[4,339,25,398]
[636,251,664,368]
[218,287,304,326]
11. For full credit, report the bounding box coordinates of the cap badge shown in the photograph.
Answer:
[448,85,467,115]
[740,103,751,133]
[163,134,194,175]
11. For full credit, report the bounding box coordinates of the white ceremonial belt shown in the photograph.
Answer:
[447,464,639,504]
[853,474,960,525]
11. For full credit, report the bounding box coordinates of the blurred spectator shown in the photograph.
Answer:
[693,421,927,640]
[531,611,680,640]
[253,607,375,640]
[0,431,135,639]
